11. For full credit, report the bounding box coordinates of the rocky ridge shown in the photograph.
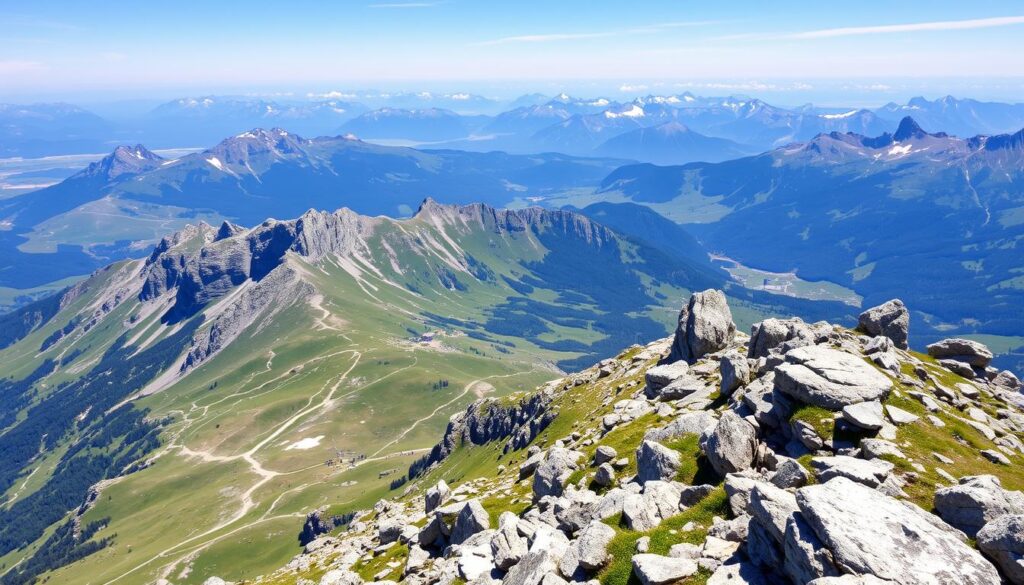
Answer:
[213,291,1024,585]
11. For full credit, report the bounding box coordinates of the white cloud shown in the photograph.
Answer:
[619,84,649,92]
[731,15,1024,42]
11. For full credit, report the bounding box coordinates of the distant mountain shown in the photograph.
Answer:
[142,96,368,146]
[594,121,754,164]
[876,95,1024,137]
[0,129,624,291]
[596,116,1024,363]
[339,107,490,142]
[0,103,114,156]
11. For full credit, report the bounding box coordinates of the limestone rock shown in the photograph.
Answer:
[636,440,681,483]
[934,475,1024,537]
[858,299,909,350]
[491,512,527,570]
[796,477,1000,584]
[669,290,736,363]
[533,448,581,501]
[976,514,1024,585]
[645,361,690,393]
[927,338,994,368]
[748,318,816,359]
[775,346,892,410]
[631,554,699,585]
[720,353,751,396]
[425,480,450,513]
[841,401,885,430]
[451,500,490,545]
[809,456,893,488]
[703,411,758,477]
[575,520,616,570]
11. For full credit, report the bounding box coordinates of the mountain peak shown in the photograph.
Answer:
[79,144,163,180]
[892,116,928,141]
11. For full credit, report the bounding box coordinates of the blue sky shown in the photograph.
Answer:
[3,1,1024,103]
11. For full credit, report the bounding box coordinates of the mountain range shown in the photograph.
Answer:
[6,93,1024,163]
[596,116,1024,370]
[0,129,623,290]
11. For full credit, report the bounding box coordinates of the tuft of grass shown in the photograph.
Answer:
[353,543,408,582]
[598,487,728,585]
[788,403,836,441]
[663,434,720,486]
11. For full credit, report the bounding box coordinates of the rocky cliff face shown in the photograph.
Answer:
[251,290,1024,585]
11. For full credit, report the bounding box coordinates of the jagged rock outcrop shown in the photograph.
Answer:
[775,345,892,410]
[797,477,1000,584]
[669,289,736,363]
[858,299,909,350]
[409,389,558,479]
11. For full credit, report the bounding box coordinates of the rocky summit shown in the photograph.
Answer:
[242,290,1024,585]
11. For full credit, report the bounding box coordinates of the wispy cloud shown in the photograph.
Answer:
[368,1,442,7]
[727,15,1024,42]
[475,20,716,46]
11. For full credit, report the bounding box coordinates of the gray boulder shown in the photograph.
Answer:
[594,463,615,487]
[636,440,681,483]
[927,338,994,368]
[450,500,490,545]
[748,317,816,359]
[934,475,1024,537]
[425,479,450,513]
[858,299,909,350]
[575,520,616,570]
[644,411,718,443]
[783,512,841,584]
[631,554,699,585]
[502,550,557,585]
[491,512,527,570]
[796,477,1001,584]
[533,448,581,501]
[594,445,617,466]
[720,353,751,396]
[992,370,1022,392]
[704,410,757,477]
[809,456,894,488]
[770,457,810,489]
[669,290,736,363]
[841,401,885,430]
[645,361,691,393]
[775,346,892,410]
[976,514,1024,584]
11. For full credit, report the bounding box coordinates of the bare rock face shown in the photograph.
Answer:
[775,346,892,410]
[858,299,910,350]
[926,338,994,368]
[933,475,1024,537]
[703,411,758,477]
[669,289,736,363]
[976,514,1024,585]
[748,317,817,359]
[636,440,681,483]
[795,477,1001,584]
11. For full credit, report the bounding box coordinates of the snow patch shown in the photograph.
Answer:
[285,436,324,451]
[821,110,859,120]
[206,157,224,171]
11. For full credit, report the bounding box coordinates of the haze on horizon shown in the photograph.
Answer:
[3,1,1024,105]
